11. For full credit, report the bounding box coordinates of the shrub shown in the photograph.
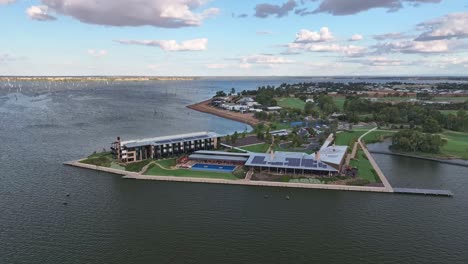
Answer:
[346,179,370,186]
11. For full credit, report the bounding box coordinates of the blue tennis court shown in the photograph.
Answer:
[191,163,236,173]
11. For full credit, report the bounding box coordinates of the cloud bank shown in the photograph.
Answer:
[313,0,442,15]
[36,0,219,28]
[115,38,208,51]
[255,0,297,18]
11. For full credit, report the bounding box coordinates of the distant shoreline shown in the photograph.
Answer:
[0,76,197,82]
[187,99,259,127]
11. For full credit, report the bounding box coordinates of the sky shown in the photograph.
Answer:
[0,0,467,76]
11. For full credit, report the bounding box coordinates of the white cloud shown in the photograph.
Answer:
[26,5,56,21]
[0,0,15,4]
[346,57,408,66]
[295,27,334,43]
[206,63,229,69]
[373,39,459,54]
[239,63,252,69]
[147,64,159,70]
[241,54,294,65]
[415,12,468,41]
[349,34,363,41]
[288,42,367,57]
[37,0,219,28]
[115,38,208,51]
[87,49,108,57]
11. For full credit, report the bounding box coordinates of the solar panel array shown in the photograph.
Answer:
[268,161,284,166]
[245,153,338,172]
[302,159,317,168]
[285,158,301,167]
[252,156,267,165]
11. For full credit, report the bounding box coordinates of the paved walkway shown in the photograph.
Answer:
[64,160,391,194]
[358,128,394,192]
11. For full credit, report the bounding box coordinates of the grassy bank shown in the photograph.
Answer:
[439,130,468,160]
[239,143,271,153]
[350,150,381,183]
[144,158,239,180]
[80,152,151,172]
[334,130,367,146]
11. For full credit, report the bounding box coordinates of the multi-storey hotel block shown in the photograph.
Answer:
[111,131,220,163]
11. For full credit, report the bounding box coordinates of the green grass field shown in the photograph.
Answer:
[332,96,346,110]
[349,150,381,183]
[439,110,463,116]
[439,130,468,160]
[144,158,239,180]
[239,143,271,153]
[277,97,306,110]
[80,152,151,172]
[334,130,367,146]
[80,152,114,167]
[361,130,396,144]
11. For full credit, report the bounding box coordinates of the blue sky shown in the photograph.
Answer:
[1,0,467,76]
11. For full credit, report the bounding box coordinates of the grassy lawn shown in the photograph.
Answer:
[125,159,152,172]
[332,96,346,110]
[80,152,114,167]
[439,130,468,160]
[277,97,306,110]
[144,158,239,180]
[334,130,367,146]
[239,143,271,153]
[80,152,152,172]
[439,110,462,116]
[432,96,468,102]
[361,130,396,144]
[349,150,381,183]
[270,121,291,130]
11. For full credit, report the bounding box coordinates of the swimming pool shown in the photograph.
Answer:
[191,163,236,173]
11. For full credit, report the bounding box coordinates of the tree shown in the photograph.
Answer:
[231,131,238,144]
[422,117,442,133]
[304,102,315,115]
[392,130,445,153]
[215,90,226,97]
[230,87,236,95]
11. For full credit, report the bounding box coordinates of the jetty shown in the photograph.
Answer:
[393,188,453,197]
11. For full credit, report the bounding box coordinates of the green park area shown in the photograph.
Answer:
[439,130,468,160]
[335,129,396,146]
[239,143,271,153]
[440,110,462,116]
[80,152,152,172]
[332,96,346,110]
[349,150,381,183]
[144,158,241,180]
[277,97,306,110]
[334,130,367,146]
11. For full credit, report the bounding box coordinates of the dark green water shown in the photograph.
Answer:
[1,79,467,263]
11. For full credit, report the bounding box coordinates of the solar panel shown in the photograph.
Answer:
[268,162,284,166]
[285,158,301,167]
[252,156,267,165]
[302,159,317,168]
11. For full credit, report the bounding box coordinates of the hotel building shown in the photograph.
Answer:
[111,131,220,163]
